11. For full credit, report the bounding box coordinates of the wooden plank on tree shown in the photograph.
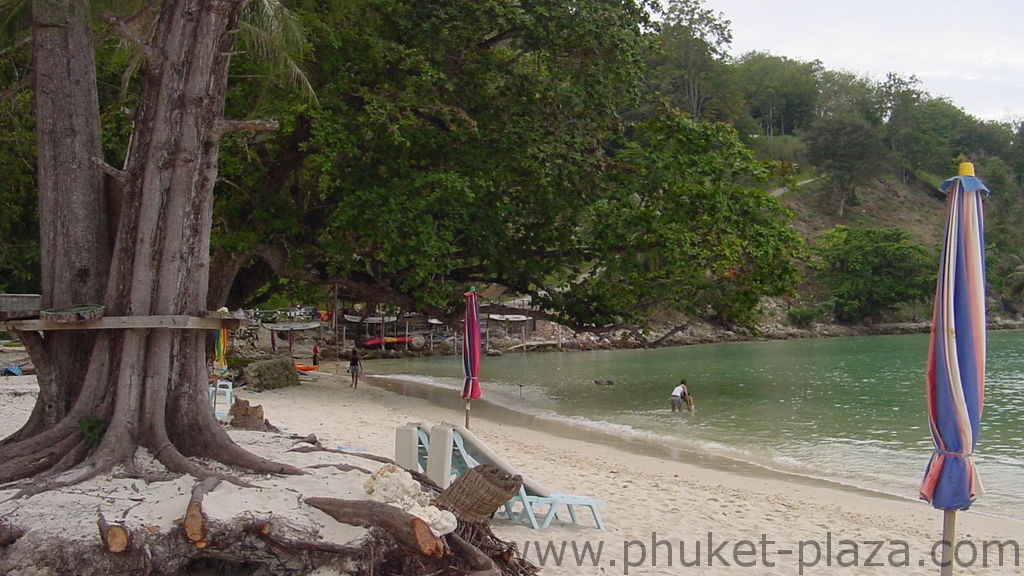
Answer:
[0,315,242,332]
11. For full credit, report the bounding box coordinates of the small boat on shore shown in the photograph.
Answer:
[357,336,425,350]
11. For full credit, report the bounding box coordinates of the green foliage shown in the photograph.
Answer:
[981,159,1024,314]
[6,0,1024,331]
[747,134,805,163]
[813,226,935,322]
[817,70,884,126]
[887,96,973,176]
[0,55,38,293]
[804,115,886,209]
[734,52,822,137]
[77,415,106,449]
[787,305,822,329]
[640,0,743,123]
[565,108,804,327]
[215,0,659,318]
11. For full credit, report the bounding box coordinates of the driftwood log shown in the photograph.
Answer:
[305,497,444,559]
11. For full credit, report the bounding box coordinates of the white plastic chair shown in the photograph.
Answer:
[209,379,233,419]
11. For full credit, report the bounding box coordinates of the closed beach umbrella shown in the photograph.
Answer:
[920,162,988,575]
[462,287,482,428]
[213,328,229,375]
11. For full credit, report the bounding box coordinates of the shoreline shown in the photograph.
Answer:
[2,368,1022,574]
[367,373,919,507]
[237,367,1024,575]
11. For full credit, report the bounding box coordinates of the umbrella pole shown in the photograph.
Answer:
[464,400,471,429]
[940,510,956,576]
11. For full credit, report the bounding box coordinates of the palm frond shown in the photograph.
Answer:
[240,0,316,103]
[0,0,30,47]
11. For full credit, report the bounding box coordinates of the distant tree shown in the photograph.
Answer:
[980,157,1024,314]
[814,226,934,322]
[816,70,884,126]
[958,119,1014,161]
[641,0,743,122]
[734,51,821,137]
[1011,120,1024,187]
[804,115,886,215]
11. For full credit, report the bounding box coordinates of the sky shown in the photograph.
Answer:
[702,0,1024,122]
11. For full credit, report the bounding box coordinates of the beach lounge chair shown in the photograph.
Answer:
[396,422,454,488]
[399,422,604,530]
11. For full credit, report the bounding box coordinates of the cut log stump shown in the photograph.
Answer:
[181,477,221,548]
[97,512,130,553]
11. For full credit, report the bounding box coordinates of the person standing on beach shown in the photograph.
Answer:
[348,351,363,388]
[670,378,695,412]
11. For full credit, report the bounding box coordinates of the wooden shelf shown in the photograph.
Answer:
[1,315,242,332]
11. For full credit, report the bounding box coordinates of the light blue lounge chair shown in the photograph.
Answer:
[403,422,604,530]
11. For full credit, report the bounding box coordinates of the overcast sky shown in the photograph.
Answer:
[702,0,1023,122]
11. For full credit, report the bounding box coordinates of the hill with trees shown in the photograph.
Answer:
[2,0,1023,333]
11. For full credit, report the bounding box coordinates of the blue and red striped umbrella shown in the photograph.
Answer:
[920,162,988,574]
[462,287,482,427]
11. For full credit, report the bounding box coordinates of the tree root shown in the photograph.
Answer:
[0,521,24,547]
[1,429,542,576]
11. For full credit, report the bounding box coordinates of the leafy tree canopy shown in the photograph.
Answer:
[813,226,935,322]
[563,108,804,328]
[212,0,660,322]
[804,114,886,214]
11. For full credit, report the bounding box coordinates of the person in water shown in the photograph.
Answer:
[348,351,364,388]
[670,378,695,413]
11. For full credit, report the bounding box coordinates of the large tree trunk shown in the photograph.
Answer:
[3,0,110,445]
[0,0,300,487]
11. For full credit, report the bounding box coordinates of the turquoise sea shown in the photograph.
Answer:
[369,330,1024,521]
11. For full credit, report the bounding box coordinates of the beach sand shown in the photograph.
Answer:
[238,364,1023,575]
[2,364,1022,575]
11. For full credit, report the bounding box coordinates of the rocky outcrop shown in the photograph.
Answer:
[242,357,299,391]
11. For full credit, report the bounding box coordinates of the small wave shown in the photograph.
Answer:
[370,372,1024,521]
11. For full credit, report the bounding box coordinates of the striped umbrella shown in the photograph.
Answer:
[462,287,482,428]
[920,162,988,575]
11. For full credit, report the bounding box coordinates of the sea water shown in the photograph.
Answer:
[370,330,1024,521]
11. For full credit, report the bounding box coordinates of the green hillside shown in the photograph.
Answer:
[778,174,947,248]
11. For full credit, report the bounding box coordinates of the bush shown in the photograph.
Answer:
[814,226,935,322]
[787,305,821,329]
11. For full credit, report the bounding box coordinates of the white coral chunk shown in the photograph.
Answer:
[363,463,456,536]
[406,502,458,537]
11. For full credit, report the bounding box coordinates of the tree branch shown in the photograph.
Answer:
[92,158,127,185]
[0,73,32,105]
[214,119,280,136]
[101,13,158,66]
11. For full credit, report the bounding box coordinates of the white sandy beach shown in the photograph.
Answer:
[237,365,1023,575]
[2,362,1022,575]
